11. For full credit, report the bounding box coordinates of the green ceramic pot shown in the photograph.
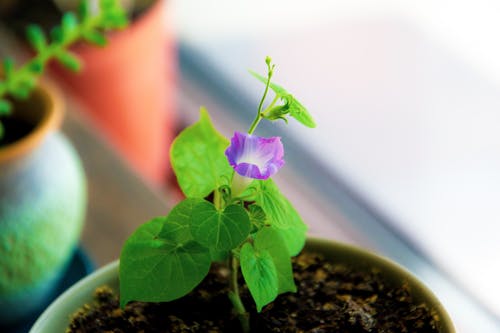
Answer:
[30,238,454,332]
[0,81,87,325]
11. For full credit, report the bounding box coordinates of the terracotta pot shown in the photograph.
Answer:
[30,238,455,332]
[0,81,87,326]
[51,0,177,185]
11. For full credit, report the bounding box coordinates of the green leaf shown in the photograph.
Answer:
[190,201,250,251]
[254,228,296,294]
[102,14,128,29]
[0,100,12,115]
[26,25,46,52]
[78,0,91,21]
[248,204,266,229]
[12,76,36,99]
[249,70,316,128]
[276,217,307,257]
[61,12,78,38]
[55,51,82,72]
[50,26,64,43]
[158,198,206,243]
[240,242,278,312]
[100,0,117,10]
[28,59,44,74]
[285,95,316,128]
[254,179,307,256]
[209,248,230,262]
[120,218,211,307]
[100,0,128,29]
[0,121,4,140]
[83,30,107,46]
[253,179,291,229]
[249,70,287,95]
[171,107,232,198]
[3,58,14,79]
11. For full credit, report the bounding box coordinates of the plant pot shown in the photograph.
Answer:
[50,0,177,185]
[30,238,455,332]
[0,80,87,326]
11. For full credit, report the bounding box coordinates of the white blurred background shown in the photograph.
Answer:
[170,1,500,331]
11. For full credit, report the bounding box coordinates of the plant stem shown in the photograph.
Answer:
[247,112,262,135]
[248,65,275,135]
[228,253,250,333]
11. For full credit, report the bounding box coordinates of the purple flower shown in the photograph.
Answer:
[225,131,285,180]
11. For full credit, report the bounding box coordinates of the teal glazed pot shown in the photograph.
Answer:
[30,238,455,332]
[0,81,87,326]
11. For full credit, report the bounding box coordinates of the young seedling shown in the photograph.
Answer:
[120,56,316,332]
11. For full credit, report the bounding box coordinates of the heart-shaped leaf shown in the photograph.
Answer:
[190,201,250,251]
[170,108,232,198]
[254,179,307,256]
[254,228,296,294]
[120,218,211,307]
[240,242,278,312]
[158,198,206,243]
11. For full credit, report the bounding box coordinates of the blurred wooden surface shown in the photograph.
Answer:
[62,103,170,267]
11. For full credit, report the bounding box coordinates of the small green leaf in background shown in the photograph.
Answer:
[55,51,82,72]
[82,30,107,46]
[171,107,232,198]
[240,242,278,312]
[50,26,64,43]
[61,12,78,38]
[190,200,251,251]
[254,179,307,256]
[0,100,12,116]
[100,0,128,29]
[28,60,44,74]
[78,0,91,21]
[158,198,205,243]
[120,217,211,308]
[3,58,14,79]
[26,25,47,52]
[11,77,36,99]
[254,228,296,294]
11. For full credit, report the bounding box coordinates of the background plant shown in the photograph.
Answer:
[0,0,128,140]
[120,57,316,332]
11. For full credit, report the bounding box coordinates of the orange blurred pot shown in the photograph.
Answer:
[52,0,176,185]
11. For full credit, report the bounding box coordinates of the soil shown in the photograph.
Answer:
[67,252,442,332]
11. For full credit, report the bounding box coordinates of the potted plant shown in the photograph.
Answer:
[1,0,175,185]
[51,0,176,185]
[0,0,127,327]
[30,58,455,332]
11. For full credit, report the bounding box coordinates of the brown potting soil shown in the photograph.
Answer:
[67,252,441,332]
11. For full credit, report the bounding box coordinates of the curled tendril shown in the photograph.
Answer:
[218,184,232,206]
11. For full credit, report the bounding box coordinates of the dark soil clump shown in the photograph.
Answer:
[67,253,442,332]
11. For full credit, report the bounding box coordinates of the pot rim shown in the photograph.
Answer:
[30,237,455,332]
[0,79,63,163]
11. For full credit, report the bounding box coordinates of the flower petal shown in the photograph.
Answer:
[225,132,284,180]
